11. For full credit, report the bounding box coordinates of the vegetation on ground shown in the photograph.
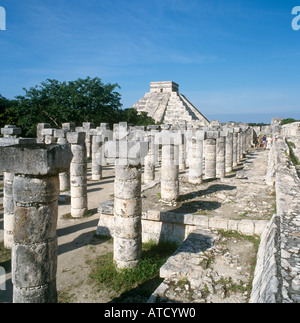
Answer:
[89,240,178,297]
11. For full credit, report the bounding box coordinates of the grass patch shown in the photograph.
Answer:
[215,277,252,299]
[58,290,76,303]
[90,240,178,295]
[287,141,300,166]
[217,230,260,250]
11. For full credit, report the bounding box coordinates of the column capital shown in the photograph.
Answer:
[0,143,72,175]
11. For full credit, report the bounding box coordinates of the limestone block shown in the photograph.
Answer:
[114,216,142,239]
[13,282,57,304]
[0,138,36,147]
[54,129,66,138]
[14,202,58,244]
[13,175,59,204]
[209,217,228,230]
[12,239,57,288]
[143,210,161,221]
[237,220,254,236]
[113,236,142,268]
[62,123,76,131]
[67,132,85,144]
[83,122,95,130]
[206,131,220,140]
[1,125,22,136]
[71,197,88,209]
[195,130,206,141]
[114,197,142,218]
[96,214,114,237]
[41,128,54,136]
[0,144,72,175]
[193,215,209,229]
[228,220,238,231]
[254,220,269,236]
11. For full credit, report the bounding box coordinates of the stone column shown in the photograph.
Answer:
[1,126,21,249]
[91,131,103,181]
[147,125,161,167]
[188,130,205,184]
[42,128,55,145]
[238,130,243,161]
[246,128,253,150]
[216,132,226,179]
[0,143,72,303]
[83,122,95,159]
[233,128,240,167]
[159,131,181,202]
[242,129,246,157]
[114,159,142,269]
[178,125,187,171]
[111,140,147,270]
[205,131,219,180]
[67,132,88,218]
[3,172,14,249]
[144,130,157,184]
[36,123,51,143]
[54,129,70,192]
[185,128,193,169]
[224,129,233,173]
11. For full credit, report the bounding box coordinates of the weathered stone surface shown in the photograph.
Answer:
[13,175,59,204]
[113,158,142,269]
[0,144,72,175]
[12,239,57,288]
[132,81,210,126]
[14,202,58,244]
[250,136,300,303]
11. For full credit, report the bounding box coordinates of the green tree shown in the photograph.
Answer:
[280,118,299,126]
[0,94,18,130]
[13,77,123,137]
[2,77,156,137]
[117,108,155,126]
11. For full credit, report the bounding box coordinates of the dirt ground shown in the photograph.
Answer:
[0,148,274,303]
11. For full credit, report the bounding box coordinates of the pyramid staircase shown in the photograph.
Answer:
[132,82,210,126]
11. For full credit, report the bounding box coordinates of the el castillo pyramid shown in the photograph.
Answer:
[132,81,210,126]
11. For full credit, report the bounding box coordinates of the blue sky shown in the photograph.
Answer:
[0,0,300,123]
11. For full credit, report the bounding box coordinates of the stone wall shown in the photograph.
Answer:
[250,136,300,303]
[97,209,268,245]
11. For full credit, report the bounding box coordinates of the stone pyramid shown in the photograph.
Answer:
[132,81,210,126]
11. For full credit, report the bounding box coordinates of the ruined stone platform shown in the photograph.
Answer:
[95,148,275,303]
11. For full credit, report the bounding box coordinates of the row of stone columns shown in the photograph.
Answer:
[36,122,112,218]
[0,122,253,302]
[108,123,253,270]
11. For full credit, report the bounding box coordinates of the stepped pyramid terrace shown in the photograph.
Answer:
[132,81,211,126]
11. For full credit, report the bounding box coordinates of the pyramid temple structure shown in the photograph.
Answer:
[131,81,210,126]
